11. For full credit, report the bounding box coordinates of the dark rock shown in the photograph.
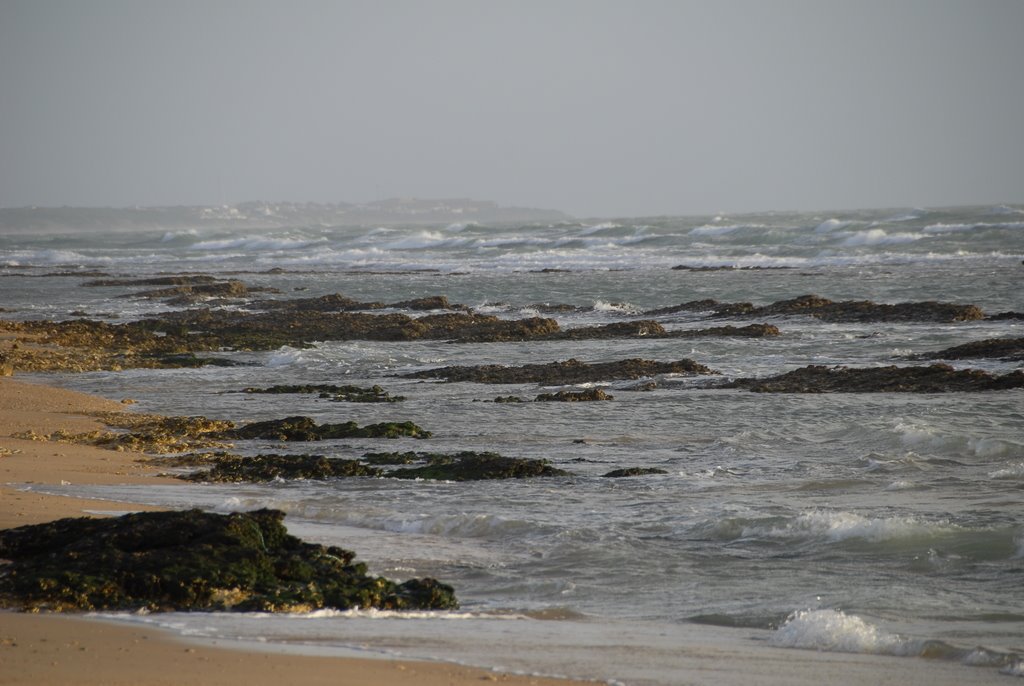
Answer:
[185,454,383,482]
[222,416,431,441]
[492,396,525,403]
[602,467,670,477]
[399,357,717,384]
[723,364,1024,393]
[645,295,986,322]
[915,337,1024,362]
[535,389,613,402]
[526,303,580,313]
[239,384,404,402]
[551,321,667,339]
[0,508,457,612]
[387,452,570,480]
[150,353,250,368]
[741,295,983,322]
[361,451,423,465]
[644,299,732,316]
[987,311,1024,321]
[390,295,464,311]
[670,324,780,338]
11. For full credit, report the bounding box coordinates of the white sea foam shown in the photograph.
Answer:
[2,249,107,266]
[922,221,1024,234]
[1001,659,1024,677]
[160,229,199,242]
[988,463,1024,480]
[747,510,957,544]
[591,300,641,314]
[266,346,311,367]
[769,609,911,655]
[189,236,327,251]
[839,229,924,246]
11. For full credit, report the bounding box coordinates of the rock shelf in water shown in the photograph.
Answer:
[0,509,458,612]
[914,337,1024,362]
[182,454,384,482]
[645,294,985,322]
[179,451,569,482]
[237,384,405,402]
[722,364,1024,393]
[400,358,717,384]
[220,416,431,441]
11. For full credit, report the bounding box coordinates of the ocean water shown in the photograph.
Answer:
[2,204,1023,684]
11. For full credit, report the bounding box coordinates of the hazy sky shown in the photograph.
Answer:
[1,0,1022,217]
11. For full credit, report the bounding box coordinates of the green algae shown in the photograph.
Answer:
[0,509,457,613]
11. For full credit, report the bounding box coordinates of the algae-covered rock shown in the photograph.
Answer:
[185,454,384,483]
[239,384,405,402]
[222,416,431,441]
[400,358,716,384]
[644,295,986,323]
[386,452,570,480]
[603,467,670,477]
[723,364,1024,393]
[0,509,457,612]
[535,389,613,402]
[915,337,1024,362]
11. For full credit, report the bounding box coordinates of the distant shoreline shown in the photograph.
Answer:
[0,199,571,233]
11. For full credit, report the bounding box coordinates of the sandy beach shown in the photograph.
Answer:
[0,376,591,686]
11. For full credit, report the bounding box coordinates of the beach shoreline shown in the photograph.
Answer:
[0,375,594,686]
[2,375,1017,685]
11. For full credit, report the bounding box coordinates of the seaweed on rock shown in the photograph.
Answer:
[238,384,405,402]
[374,452,571,480]
[220,416,431,441]
[722,364,1024,393]
[184,454,384,483]
[400,358,716,384]
[0,509,457,612]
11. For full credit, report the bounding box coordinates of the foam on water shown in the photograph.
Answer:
[769,609,911,655]
[189,235,328,251]
[742,510,960,544]
[988,463,1024,480]
[923,221,1024,233]
[838,229,924,246]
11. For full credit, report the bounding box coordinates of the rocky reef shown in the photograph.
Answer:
[238,384,405,402]
[181,454,384,482]
[385,452,570,481]
[0,508,457,612]
[178,451,571,482]
[400,358,716,384]
[535,389,613,402]
[220,416,431,441]
[645,294,985,322]
[723,364,1024,393]
[914,337,1024,362]
[0,285,783,372]
[602,467,670,477]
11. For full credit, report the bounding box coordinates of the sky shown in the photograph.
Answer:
[1,0,1022,218]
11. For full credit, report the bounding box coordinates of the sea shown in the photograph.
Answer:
[1,204,1023,684]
